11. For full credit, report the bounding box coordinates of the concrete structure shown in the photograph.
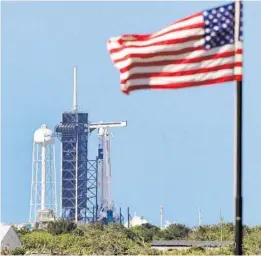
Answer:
[0,223,22,251]
[151,240,233,251]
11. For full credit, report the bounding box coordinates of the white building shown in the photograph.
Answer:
[125,215,148,227]
[163,220,176,229]
[0,223,22,251]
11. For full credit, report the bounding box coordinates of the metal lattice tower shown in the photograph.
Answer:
[55,112,97,222]
[29,124,57,223]
[55,67,97,223]
[55,67,127,223]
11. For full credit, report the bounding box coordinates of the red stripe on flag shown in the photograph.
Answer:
[121,75,243,94]
[119,23,204,42]
[117,13,202,41]
[120,51,238,73]
[107,5,243,94]
[109,35,202,53]
[122,63,242,83]
[114,46,205,64]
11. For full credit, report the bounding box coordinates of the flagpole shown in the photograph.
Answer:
[235,79,243,255]
[234,0,243,255]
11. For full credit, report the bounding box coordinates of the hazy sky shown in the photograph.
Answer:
[2,0,261,227]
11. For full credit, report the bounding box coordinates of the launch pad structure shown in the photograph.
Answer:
[54,67,127,223]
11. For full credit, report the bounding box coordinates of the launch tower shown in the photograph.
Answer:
[55,67,127,223]
[55,67,97,222]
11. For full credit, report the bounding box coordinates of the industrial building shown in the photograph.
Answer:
[124,215,148,228]
[151,240,233,252]
[29,66,127,226]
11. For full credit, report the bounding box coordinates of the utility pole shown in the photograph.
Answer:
[127,207,130,228]
[160,205,164,229]
[198,207,202,226]
[220,209,224,241]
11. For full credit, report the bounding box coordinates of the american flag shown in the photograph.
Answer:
[107,2,243,94]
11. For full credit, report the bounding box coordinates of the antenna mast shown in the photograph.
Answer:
[220,208,224,241]
[198,207,202,226]
[73,66,78,112]
[160,205,164,229]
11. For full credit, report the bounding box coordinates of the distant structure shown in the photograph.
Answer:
[160,205,164,229]
[219,208,224,241]
[125,214,148,227]
[29,124,57,223]
[198,207,202,226]
[151,240,233,252]
[164,220,171,228]
[94,122,127,223]
[0,223,22,251]
[55,67,94,223]
[55,66,127,223]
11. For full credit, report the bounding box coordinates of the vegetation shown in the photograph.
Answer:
[10,247,26,255]
[3,220,261,255]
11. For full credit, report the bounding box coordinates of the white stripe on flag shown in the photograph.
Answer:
[109,39,205,65]
[124,69,235,86]
[120,57,236,80]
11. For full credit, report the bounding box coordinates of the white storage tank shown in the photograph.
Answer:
[29,124,57,223]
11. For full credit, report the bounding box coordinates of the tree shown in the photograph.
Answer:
[55,233,82,255]
[11,247,26,255]
[163,224,190,240]
[129,223,163,243]
[12,226,30,237]
[13,221,261,255]
[243,228,261,255]
[46,219,77,235]
[189,223,234,241]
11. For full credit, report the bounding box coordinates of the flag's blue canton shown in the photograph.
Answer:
[203,2,243,50]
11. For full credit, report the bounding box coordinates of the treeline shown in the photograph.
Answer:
[2,220,261,255]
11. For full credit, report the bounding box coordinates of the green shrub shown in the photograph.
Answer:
[11,247,26,255]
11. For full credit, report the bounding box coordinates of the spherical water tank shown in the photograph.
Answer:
[34,124,54,144]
